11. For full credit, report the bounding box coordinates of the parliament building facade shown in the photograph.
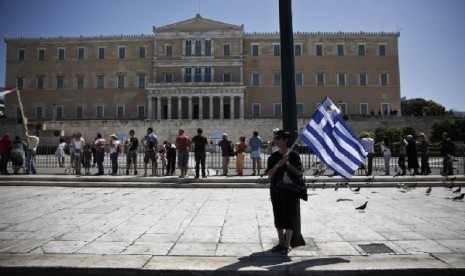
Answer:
[3,14,401,122]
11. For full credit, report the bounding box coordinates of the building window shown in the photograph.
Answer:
[295,72,303,86]
[96,105,104,118]
[252,103,260,118]
[223,72,232,82]
[18,49,25,61]
[185,40,192,56]
[358,43,366,56]
[165,44,173,57]
[339,103,347,115]
[381,103,389,115]
[251,44,259,56]
[379,44,386,56]
[165,73,173,83]
[274,103,282,117]
[316,73,325,86]
[38,48,45,61]
[77,75,84,89]
[273,72,281,86]
[337,44,344,56]
[118,46,126,59]
[78,47,85,59]
[58,48,65,60]
[273,44,280,56]
[76,105,84,119]
[35,106,43,119]
[296,104,304,117]
[223,44,231,56]
[251,73,260,86]
[337,72,346,86]
[55,106,63,120]
[359,73,367,86]
[37,75,45,90]
[195,40,201,56]
[116,105,125,118]
[137,105,145,119]
[98,47,105,59]
[204,68,212,82]
[380,73,388,86]
[194,68,202,82]
[316,44,323,56]
[117,75,125,88]
[294,44,302,56]
[138,74,146,88]
[184,68,192,82]
[360,103,368,115]
[97,75,105,89]
[16,76,24,90]
[139,46,146,58]
[56,75,65,89]
[205,40,211,56]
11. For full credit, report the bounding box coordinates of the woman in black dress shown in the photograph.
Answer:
[266,130,303,255]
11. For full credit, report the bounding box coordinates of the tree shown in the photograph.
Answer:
[401,97,447,116]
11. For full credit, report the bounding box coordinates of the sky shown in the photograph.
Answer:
[1,0,464,111]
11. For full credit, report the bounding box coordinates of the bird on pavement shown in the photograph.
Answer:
[445,175,456,182]
[355,201,368,211]
[335,183,339,191]
[352,186,361,193]
[426,187,432,195]
[452,193,464,201]
[453,187,461,193]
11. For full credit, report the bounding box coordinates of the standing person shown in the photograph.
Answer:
[109,133,120,176]
[125,129,139,175]
[406,135,419,175]
[249,131,263,176]
[164,141,177,176]
[54,137,66,168]
[141,127,158,176]
[218,133,232,176]
[268,128,280,153]
[93,133,106,176]
[419,133,431,175]
[235,136,247,176]
[0,133,12,174]
[69,133,76,171]
[192,128,208,179]
[10,135,26,174]
[24,127,39,175]
[72,132,85,175]
[396,135,408,176]
[175,129,191,178]
[380,137,391,175]
[266,130,304,255]
[360,133,374,176]
[82,143,92,175]
[440,132,456,176]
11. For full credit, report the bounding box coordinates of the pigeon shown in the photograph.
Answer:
[322,182,326,189]
[355,201,368,211]
[366,176,374,182]
[452,193,464,201]
[426,186,432,195]
[335,183,339,191]
[453,187,461,194]
[352,187,361,193]
[445,176,456,182]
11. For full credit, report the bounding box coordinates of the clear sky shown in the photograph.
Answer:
[1,0,464,111]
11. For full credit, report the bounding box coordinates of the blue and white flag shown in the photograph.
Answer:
[300,97,367,179]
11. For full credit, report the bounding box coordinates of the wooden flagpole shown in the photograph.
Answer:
[15,88,28,130]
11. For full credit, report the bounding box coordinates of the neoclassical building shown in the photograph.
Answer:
[3,14,401,122]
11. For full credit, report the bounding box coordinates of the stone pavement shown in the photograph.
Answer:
[0,174,464,275]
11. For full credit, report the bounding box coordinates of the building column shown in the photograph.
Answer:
[156,96,161,120]
[230,96,235,120]
[220,96,224,120]
[178,96,182,119]
[209,96,214,119]
[240,66,244,84]
[167,96,172,120]
[198,96,203,120]
[147,96,153,119]
[240,96,244,119]
[188,96,193,120]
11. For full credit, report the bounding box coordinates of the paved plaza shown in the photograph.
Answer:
[0,174,464,275]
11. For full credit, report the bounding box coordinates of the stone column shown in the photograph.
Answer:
[167,96,172,120]
[198,96,203,120]
[209,96,214,119]
[220,96,224,120]
[157,96,161,120]
[178,97,182,119]
[188,96,193,120]
[230,96,235,120]
[147,96,153,119]
[240,95,244,120]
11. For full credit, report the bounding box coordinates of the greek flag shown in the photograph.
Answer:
[300,97,367,179]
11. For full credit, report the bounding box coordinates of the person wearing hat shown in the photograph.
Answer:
[268,128,280,154]
[109,133,120,176]
[0,133,12,174]
[125,130,139,175]
[93,132,106,175]
[218,133,233,176]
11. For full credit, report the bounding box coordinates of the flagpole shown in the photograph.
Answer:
[15,88,28,130]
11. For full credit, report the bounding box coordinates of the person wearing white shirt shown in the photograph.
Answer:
[360,133,374,176]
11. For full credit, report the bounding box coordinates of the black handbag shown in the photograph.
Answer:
[276,171,305,193]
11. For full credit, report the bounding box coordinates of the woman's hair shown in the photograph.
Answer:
[275,130,292,147]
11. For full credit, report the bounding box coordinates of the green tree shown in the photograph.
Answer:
[401,97,447,116]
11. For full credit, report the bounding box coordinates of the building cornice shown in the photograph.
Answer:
[245,31,400,38]
[4,34,154,43]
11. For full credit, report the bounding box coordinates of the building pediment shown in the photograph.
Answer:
[154,14,243,33]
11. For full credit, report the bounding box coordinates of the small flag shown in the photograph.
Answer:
[300,97,367,179]
[0,87,16,97]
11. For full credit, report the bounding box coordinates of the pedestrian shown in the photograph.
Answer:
[266,130,304,255]
[109,133,120,176]
[440,132,456,176]
[419,133,431,175]
[24,127,39,175]
[164,141,177,176]
[10,135,26,174]
[93,133,106,175]
[82,143,92,175]
[0,133,12,174]
[125,129,139,175]
[268,128,280,153]
[360,133,374,176]
[249,130,263,176]
[159,147,166,175]
[396,135,408,176]
[175,129,191,178]
[218,133,232,176]
[380,137,391,175]
[192,128,208,179]
[406,135,419,175]
[71,132,85,175]
[141,127,158,176]
[54,137,66,168]
[235,136,247,176]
